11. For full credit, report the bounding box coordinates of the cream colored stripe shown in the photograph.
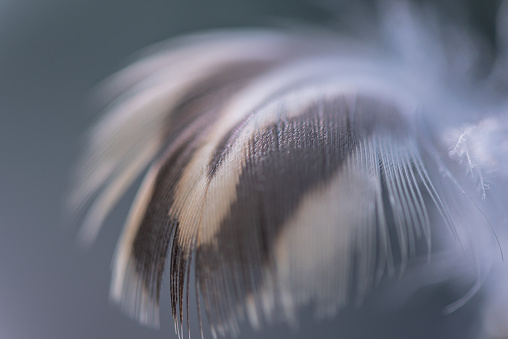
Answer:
[73,31,298,245]
[270,150,378,320]
[181,80,362,246]
[170,55,418,250]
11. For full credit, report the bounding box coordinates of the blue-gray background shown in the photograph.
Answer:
[0,0,500,338]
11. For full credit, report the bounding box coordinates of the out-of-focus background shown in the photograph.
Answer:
[0,0,501,338]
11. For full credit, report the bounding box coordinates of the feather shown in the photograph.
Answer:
[72,1,508,338]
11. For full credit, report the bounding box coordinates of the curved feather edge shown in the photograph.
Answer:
[71,2,508,338]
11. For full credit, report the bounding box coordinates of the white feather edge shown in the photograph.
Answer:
[73,30,302,245]
[69,1,508,334]
[110,72,426,328]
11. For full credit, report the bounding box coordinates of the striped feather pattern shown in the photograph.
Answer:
[72,4,508,338]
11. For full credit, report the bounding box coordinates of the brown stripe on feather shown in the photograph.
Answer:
[196,94,412,329]
[132,117,207,304]
[127,60,279,321]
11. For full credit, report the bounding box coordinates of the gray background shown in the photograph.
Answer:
[0,0,500,338]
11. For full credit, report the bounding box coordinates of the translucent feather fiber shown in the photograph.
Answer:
[71,1,508,338]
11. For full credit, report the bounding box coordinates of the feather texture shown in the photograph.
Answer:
[72,2,508,338]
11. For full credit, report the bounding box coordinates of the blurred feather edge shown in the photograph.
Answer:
[70,1,508,338]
